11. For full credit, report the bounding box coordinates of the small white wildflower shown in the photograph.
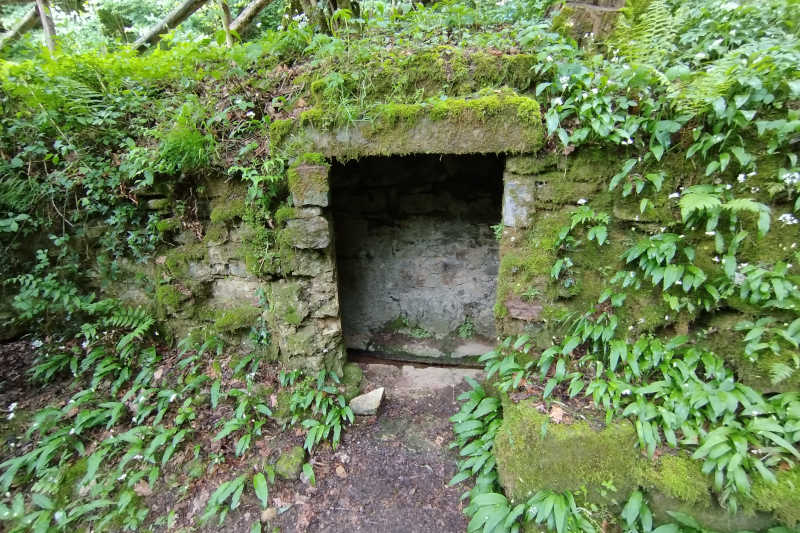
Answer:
[675,280,682,285]
[737,173,746,182]
[778,213,799,225]
[713,256,720,263]
[751,186,760,193]
[592,87,599,95]
[748,171,757,176]
[169,393,177,403]
[552,96,563,106]
[705,231,716,236]
[117,473,127,481]
[622,389,632,396]
[665,315,670,320]
[8,402,17,411]
[81,340,89,349]
[546,55,553,62]
[725,184,732,190]
[668,192,680,199]
[31,339,43,349]
[559,75,569,84]
[6,413,14,421]
[577,198,588,205]
[69,428,76,435]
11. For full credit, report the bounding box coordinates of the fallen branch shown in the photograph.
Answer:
[0,6,40,51]
[134,0,209,52]
[230,0,273,33]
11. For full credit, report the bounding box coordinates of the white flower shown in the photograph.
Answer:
[669,192,680,199]
[737,173,746,182]
[552,97,563,106]
[622,389,632,396]
[6,413,14,421]
[117,473,127,481]
[592,88,599,94]
[559,75,569,84]
[705,231,716,236]
[31,339,43,349]
[778,213,799,225]
[577,198,587,205]
[546,55,553,62]
[8,402,17,411]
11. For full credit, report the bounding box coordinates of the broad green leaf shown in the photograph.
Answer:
[253,473,269,508]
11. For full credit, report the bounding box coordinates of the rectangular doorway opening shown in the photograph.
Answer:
[331,154,503,364]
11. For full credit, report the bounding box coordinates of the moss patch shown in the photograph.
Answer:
[751,466,800,526]
[164,243,207,278]
[495,398,640,508]
[213,305,261,333]
[639,453,711,507]
[275,445,306,480]
[209,199,245,225]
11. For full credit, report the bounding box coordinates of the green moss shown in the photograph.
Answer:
[270,118,294,147]
[428,92,540,127]
[275,445,306,480]
[209,199,245,224]
[275,205,296,226]
[155,217,181,234]
[213,305,261,333]
[300,107,325,127]
[156,284,183,310]
[373,102,424,131]
[495,398,640,507]
[751,466,800,526]
[639,453,711,507]
[164,243,207,278]
[341,362,363,401]
[273,389,293,421]
[203,222,228,243]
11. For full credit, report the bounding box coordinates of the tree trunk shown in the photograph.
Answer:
[35,0,56,52]
[0,5,40,51]
[134,0,209,52]
[219,0,233,47]
[230,0,273,34]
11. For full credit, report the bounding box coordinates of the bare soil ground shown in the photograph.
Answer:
[0,341,482,533]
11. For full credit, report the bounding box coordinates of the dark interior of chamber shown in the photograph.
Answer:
[330,154,503,363]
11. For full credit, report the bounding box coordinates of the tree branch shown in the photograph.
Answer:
[134,0,209,52]
[230,0,273,34]
[0,6,40,52]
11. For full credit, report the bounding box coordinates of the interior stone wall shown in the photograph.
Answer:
[330,155,503,362]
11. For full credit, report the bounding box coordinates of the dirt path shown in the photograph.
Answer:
[269,363,483,533]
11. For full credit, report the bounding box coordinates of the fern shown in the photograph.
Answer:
[611,0,678,69]
[770,362,796,385]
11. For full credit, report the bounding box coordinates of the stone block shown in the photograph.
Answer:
[290,164,329,207]
[285,216,330,249]
[495,398,780,532]
[502,174,535,228]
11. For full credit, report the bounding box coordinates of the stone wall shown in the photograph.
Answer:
[331,155,502,362]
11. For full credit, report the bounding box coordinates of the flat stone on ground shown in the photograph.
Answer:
[350,387,385,415]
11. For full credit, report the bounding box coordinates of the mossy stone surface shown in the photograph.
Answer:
[213,305,261,333]
[276,445,306,480]
[751,466,800,526]
[496,397,784,532]
[495,398,640,508]
[341,362,363,401]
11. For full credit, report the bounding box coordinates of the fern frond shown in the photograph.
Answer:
[770,361,795,385]
[679,187,722,221]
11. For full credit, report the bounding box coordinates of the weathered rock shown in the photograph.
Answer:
[495,398,781,532]
[285,216,330,249]
[341,362,363,401]
[349,387,384,415]
[290,164,329,207]
[502,174,535,228]
[504,297,543,322]
[275,446,306,480]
